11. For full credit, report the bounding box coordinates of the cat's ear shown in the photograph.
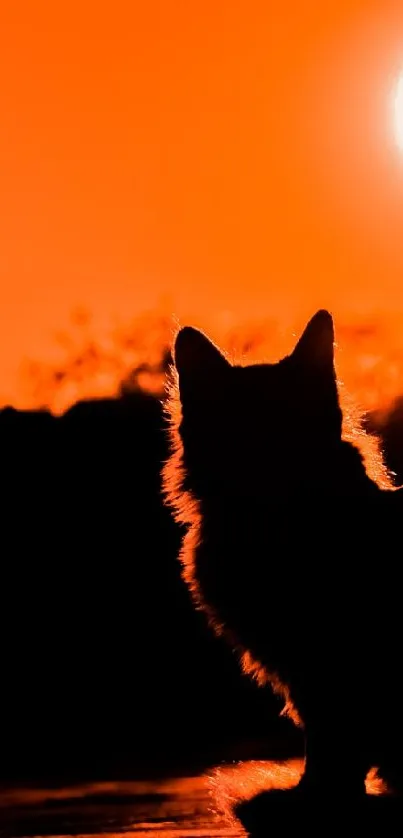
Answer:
[291,310,335,374]
[174,327,230,396]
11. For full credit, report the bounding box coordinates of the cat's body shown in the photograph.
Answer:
[163,310,403,795]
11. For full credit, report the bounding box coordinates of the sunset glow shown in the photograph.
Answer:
[2,2,403,413]
[394,73,403,151]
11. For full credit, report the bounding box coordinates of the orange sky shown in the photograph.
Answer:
[2,1,403,407]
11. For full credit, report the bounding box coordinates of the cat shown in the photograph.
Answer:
[163,309,403,797]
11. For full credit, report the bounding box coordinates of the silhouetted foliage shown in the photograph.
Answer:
[20,309,174,413]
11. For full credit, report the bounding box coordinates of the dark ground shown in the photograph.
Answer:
[0,389,401,786]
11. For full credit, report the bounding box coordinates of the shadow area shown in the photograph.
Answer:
[236,791,403,836]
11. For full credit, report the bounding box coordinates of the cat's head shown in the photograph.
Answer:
[173,310,343,499]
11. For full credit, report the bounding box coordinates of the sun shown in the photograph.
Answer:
[394,73,403,151]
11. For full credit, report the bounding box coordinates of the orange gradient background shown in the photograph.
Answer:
[2,1,403,410]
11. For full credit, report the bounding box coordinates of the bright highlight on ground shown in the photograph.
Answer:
[394,73,403,151]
